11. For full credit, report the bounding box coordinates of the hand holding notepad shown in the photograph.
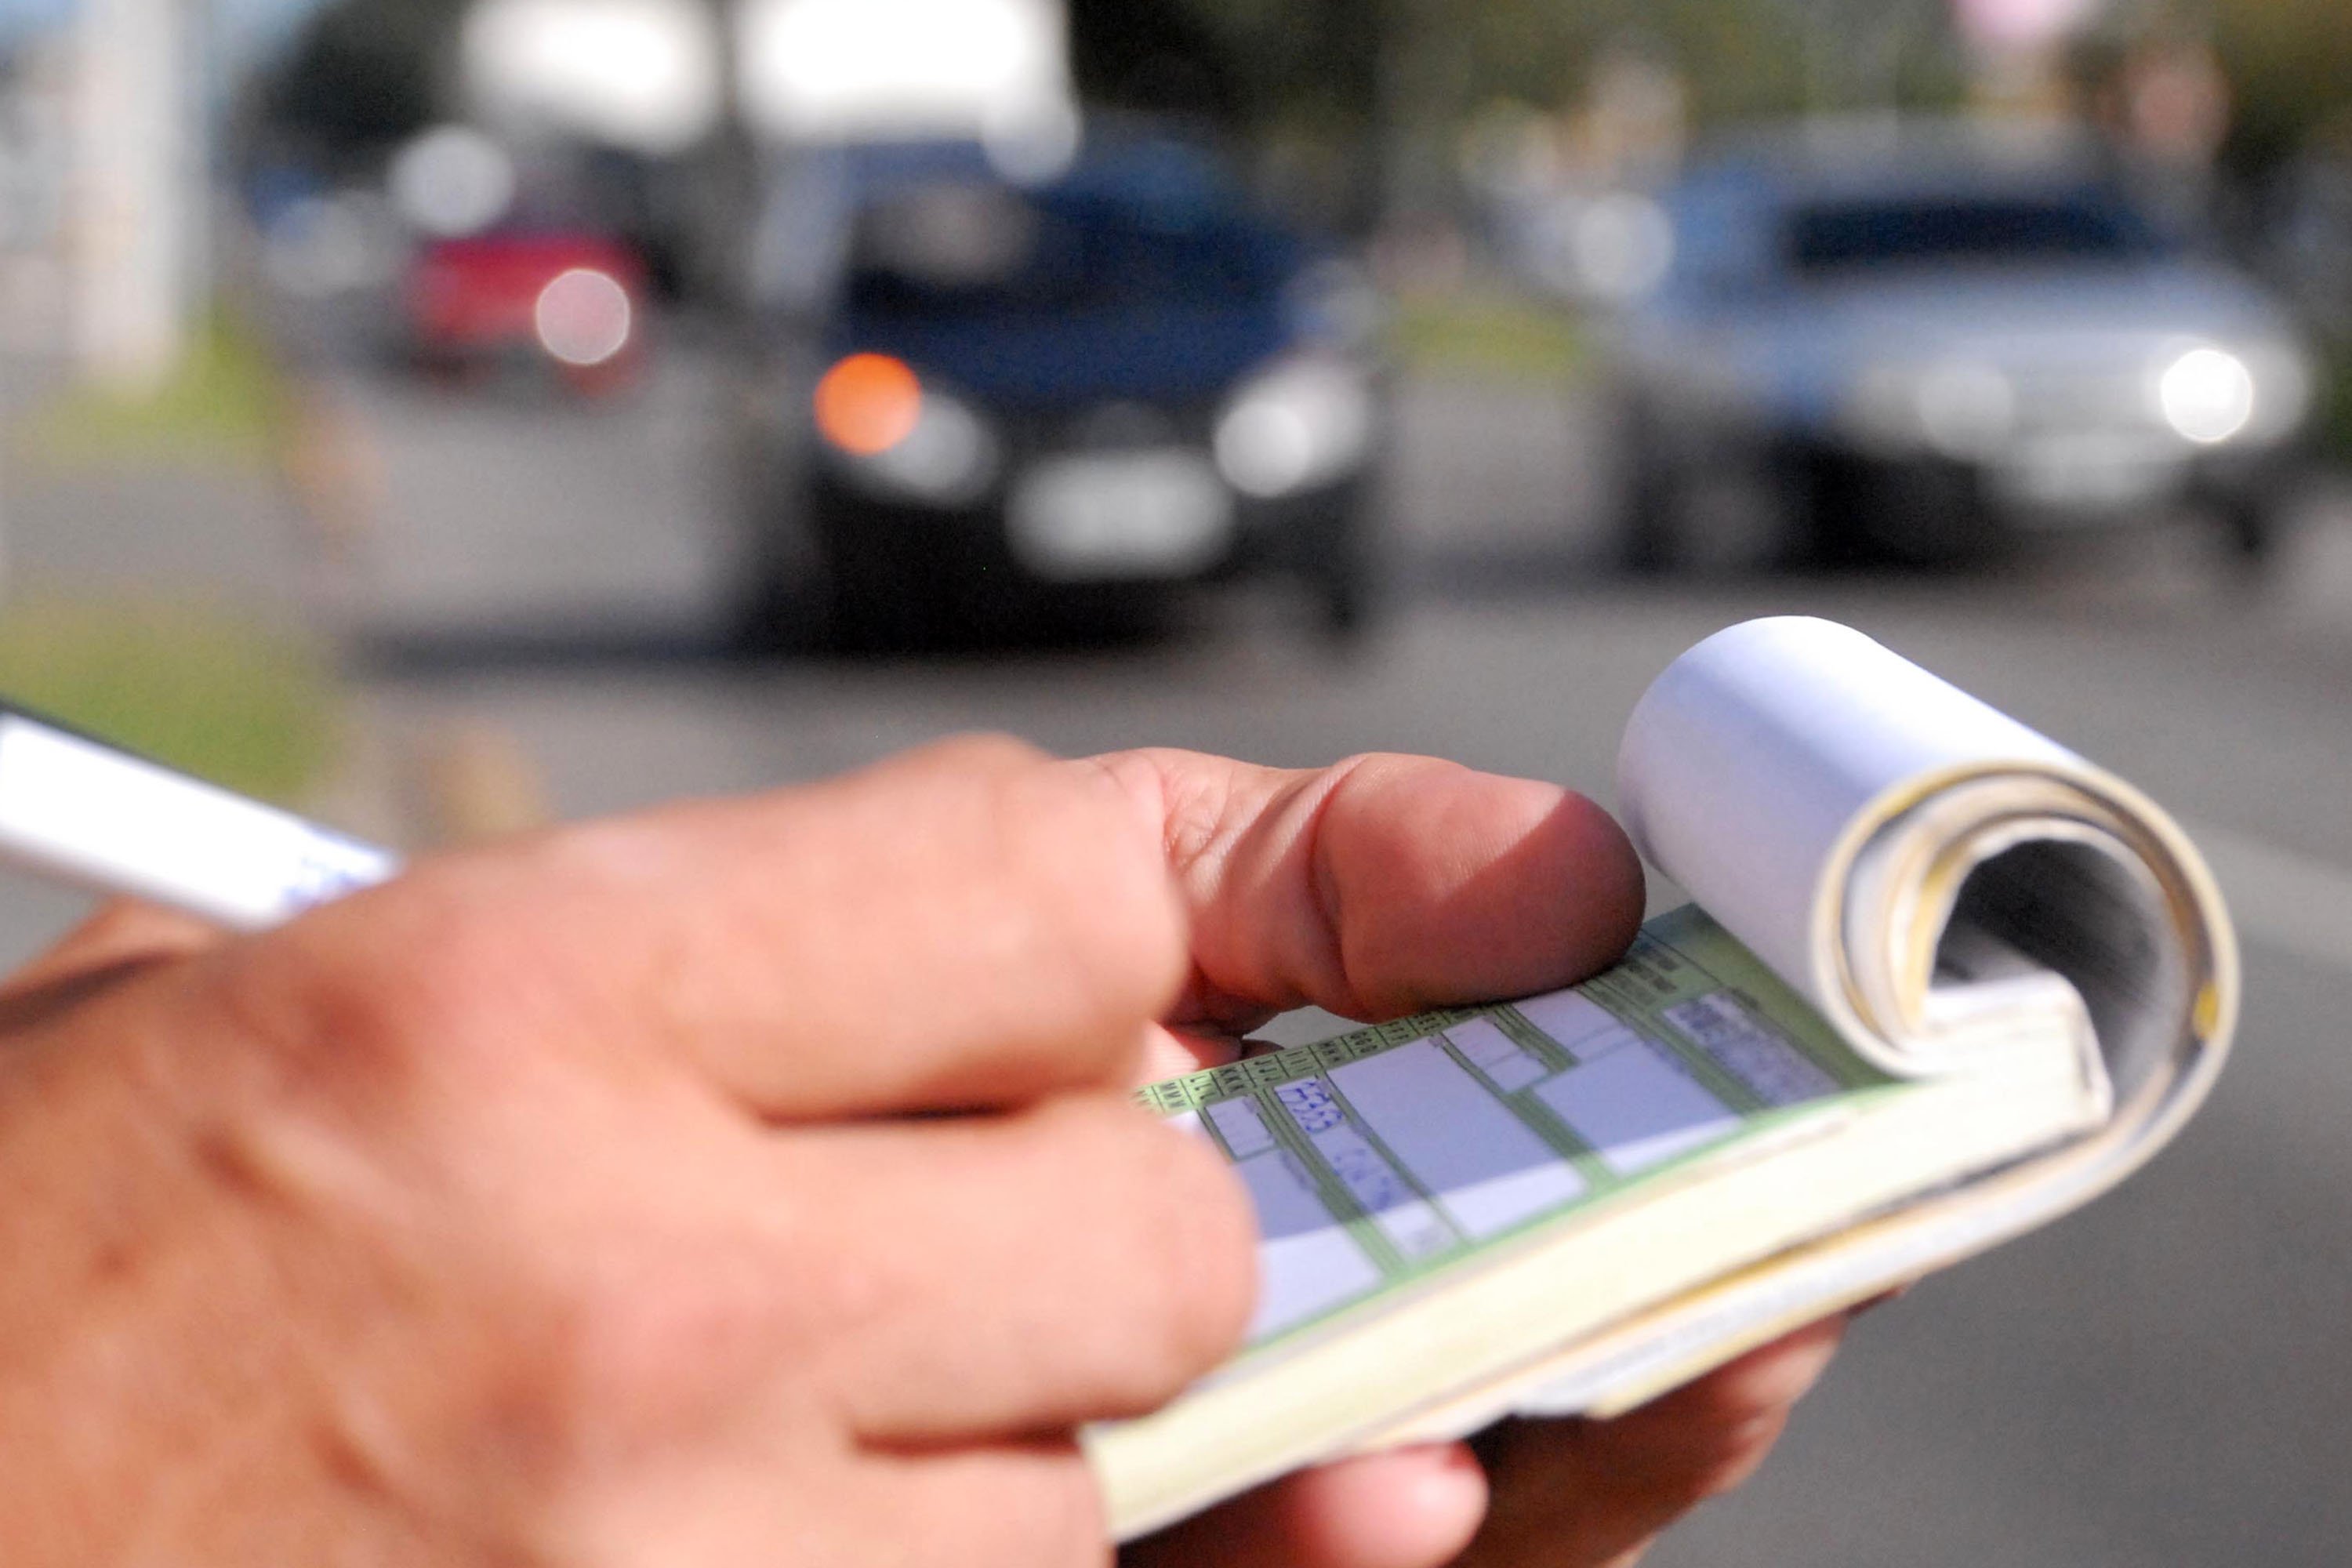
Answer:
[0,619,2233,1566]
[1096,617,2234,1541]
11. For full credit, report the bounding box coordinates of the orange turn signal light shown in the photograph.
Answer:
[815,354,923,456]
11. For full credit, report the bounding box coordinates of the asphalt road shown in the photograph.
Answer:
[246,355,2352,1564]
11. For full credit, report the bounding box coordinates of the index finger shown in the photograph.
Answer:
[234,738,1189,1121]
[1087,750,1646,1033]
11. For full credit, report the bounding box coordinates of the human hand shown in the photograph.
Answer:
[1094,750,1853,1568]
[0,739,1258,1566]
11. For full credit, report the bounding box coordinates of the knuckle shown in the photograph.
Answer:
[230,873,544,1093]
[1007,765,1189,1013]
[532,1285,685,1427]
[891,743,1190,1034]
[487,1237,790,1479]
[1061,1102,1257,1403]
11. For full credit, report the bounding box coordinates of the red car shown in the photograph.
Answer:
[404,231,651,393]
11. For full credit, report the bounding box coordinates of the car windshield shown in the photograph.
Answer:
[1786,191,2166,275]
[844,179,1294,317]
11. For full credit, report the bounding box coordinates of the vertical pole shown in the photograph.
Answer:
[700,0,757,323]
[74,0,191,393]
[183,0,214,339]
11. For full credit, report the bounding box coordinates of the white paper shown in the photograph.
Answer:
[1329,1040,1589,1239]
[1617,617,2081,1025]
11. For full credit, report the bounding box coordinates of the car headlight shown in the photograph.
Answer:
[1214,355,1376,499]
[814,353,1001,506]
[2149,340,2316,448]
[2156,347,2257,445]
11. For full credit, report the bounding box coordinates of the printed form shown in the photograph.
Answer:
[1143,909,1886,1345]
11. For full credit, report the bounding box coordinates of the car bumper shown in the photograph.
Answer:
[1806,435,2299,537]
[809,464,1369,592]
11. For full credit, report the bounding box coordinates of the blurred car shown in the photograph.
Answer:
[729,132,1384,648]
[392,128,655,394]
[403,230,651,394]
[1601,125,2318,570]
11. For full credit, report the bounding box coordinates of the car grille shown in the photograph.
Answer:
[2005,366,2161,437]
[1005,400,1221,460]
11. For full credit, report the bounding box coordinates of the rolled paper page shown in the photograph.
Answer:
[1620,613,2231,1105]
[1618,618,2083,1033]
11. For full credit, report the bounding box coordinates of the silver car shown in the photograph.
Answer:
[1603,125,2317,570]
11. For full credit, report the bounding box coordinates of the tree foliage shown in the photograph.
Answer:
[1128,0,1871,131]
[2208,0,2352,171]
[257,0,470,162]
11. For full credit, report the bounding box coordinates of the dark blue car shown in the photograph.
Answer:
[730,132,1382,647]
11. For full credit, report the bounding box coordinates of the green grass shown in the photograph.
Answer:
[20,314,286,468]
[1387,292,1588,383]
[0,602,342,804]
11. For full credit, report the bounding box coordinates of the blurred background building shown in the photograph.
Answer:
[0,0,2348,1563]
